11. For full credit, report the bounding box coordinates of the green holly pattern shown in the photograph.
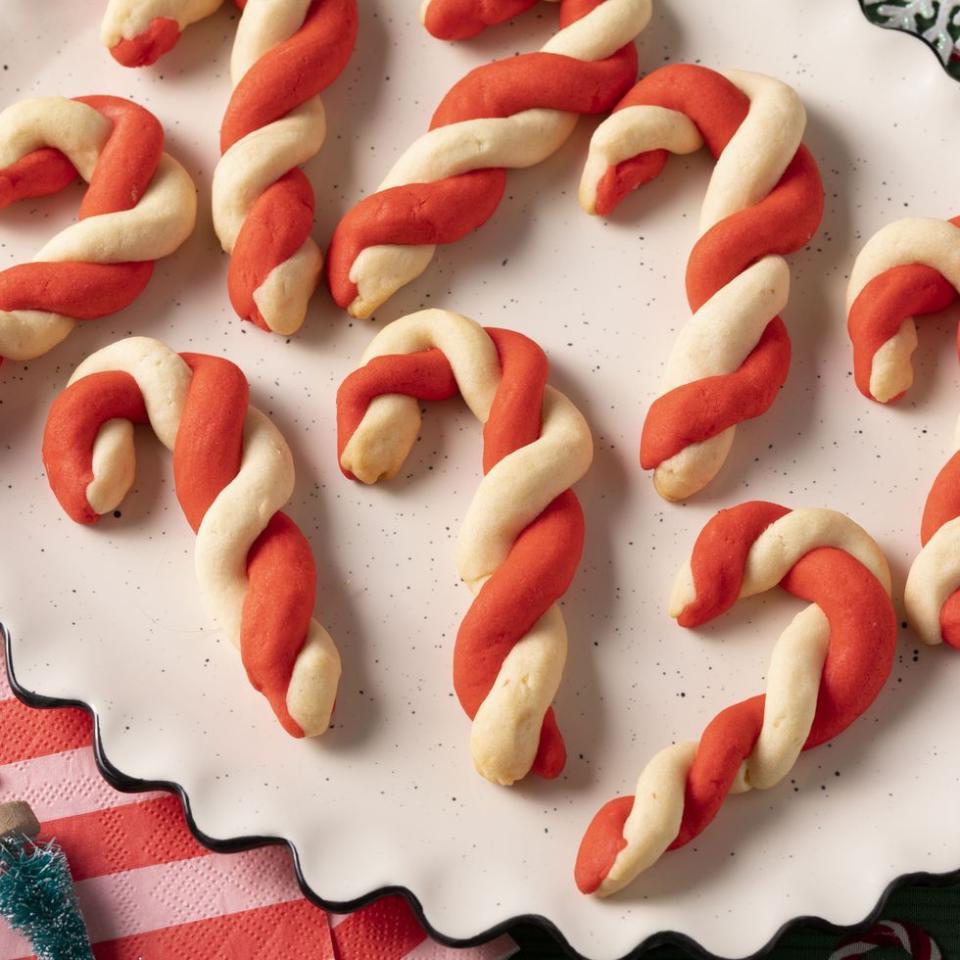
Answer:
[862,0,960,78]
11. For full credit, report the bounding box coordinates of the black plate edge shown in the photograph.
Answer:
[4,623,957,960]
[857,0,959,80]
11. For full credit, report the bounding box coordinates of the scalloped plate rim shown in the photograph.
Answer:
[5,623,956,960]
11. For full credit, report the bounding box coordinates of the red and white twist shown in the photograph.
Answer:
[337,309,592,785]
[327,0,651,319]
[43,337,341,738]
[579,65,824,500]
[0,96,196,365]
[848,214,960,650]
[212,0,357,335]
[575,501,895,896]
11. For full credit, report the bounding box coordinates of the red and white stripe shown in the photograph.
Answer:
[0,646,515,960]
[829,921,942,960]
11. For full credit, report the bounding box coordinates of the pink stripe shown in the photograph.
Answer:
[0,747,165,821]
[404,934,517,959]
[79,844,302,941]
[0,868,516,960]
[0,926,30,959]
[0,844,302,956]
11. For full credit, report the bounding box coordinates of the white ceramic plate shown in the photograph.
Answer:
[3,2,960,957]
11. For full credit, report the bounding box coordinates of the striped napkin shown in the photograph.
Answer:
[0,646,515,960]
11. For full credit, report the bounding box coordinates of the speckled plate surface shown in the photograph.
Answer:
[3,2,960,958]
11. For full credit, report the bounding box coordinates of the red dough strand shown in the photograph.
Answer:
[921,452,960,546]
[640,320,791,469]
[589,65,823,475]
[422,0,542,40]
[43,354,319,737]
[220,0,356,151]
[327,0,639,311]
[227,170,316,333]
[573,795,633,893]
[0,148,78,209]
[337,328,585,778]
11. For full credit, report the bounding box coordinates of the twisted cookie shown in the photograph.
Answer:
[43,337,340,738]
[337,310,592,785]
[328,0,651,318]
[0,96,196,365]
[580,65,824,500]
[575,501,895,896]
[847,215,960,649]
[212,0,357,335]
[421,0,558,40]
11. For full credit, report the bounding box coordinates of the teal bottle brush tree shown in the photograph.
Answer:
[0,801,93,959]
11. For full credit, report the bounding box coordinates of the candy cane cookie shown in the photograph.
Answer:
[337,309,592,785]
[327,0,651,319]
[575,501,895,895]
[421,0,558,40]
[847,215,960,649]
[579,65,824,501]
[42,337,340,738]
[212,0,357,335]
[0,96,196,365]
